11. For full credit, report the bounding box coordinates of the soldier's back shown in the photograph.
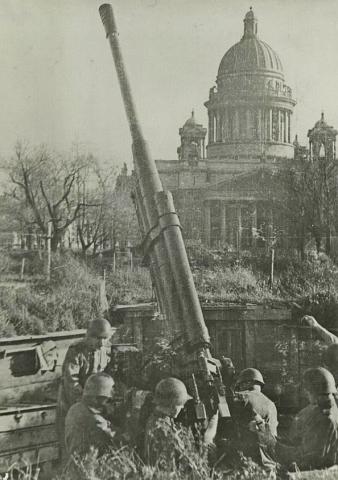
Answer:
[239,390,278,436]
[65,400,117,457]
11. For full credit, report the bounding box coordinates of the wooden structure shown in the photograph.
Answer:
[0,330,86,474]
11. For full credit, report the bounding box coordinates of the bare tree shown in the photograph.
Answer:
[274,151,337,256]
[4,142,99,251]
[75,161,117,254]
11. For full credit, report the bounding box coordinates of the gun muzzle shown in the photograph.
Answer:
[99,4,118,38]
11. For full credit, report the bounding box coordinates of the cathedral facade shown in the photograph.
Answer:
[155,8,336,251]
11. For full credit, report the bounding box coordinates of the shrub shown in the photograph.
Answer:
[193,266,277,304]
[0,252,102,336]
[106,268,153,305]
[278,255,338,329]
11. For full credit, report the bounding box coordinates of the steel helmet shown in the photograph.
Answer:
[236,368,265,387]
[83,372,115,398]
[87,318,112,339]
[323,344,338,369]
[154,377,192,408]
[303,367,337,396]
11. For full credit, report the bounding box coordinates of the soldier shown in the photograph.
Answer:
[235,368,278,437]
[227,368,278,473]
[56,317,112,459]
[144,377,218,469]
[65,372,122,458]
[277,367,338,471]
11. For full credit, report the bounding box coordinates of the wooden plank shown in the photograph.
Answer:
[0,405,56,432]
[0,425,57,451]
[0,380,59,404]
[0,443,59,473]
[0,329,86,347]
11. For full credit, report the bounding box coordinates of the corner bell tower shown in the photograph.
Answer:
[177,111,207,165]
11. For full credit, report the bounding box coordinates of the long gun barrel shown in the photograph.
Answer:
[99,3,208,348]
[99,4,229,418]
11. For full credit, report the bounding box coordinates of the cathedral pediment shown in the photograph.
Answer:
[203,167,273,200]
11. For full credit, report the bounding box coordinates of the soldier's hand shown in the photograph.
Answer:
[204,411,219,444]
[300,315,318,328]
[248,413,264,432]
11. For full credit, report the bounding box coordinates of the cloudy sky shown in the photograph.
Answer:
[1,0,338,168]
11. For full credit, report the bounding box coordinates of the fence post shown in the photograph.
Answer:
[269,247,275,289]
[20,258,25,281]
[47,222,52,281]
[127,240,133,271]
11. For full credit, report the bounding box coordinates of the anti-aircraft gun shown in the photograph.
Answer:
[98,4,230,423]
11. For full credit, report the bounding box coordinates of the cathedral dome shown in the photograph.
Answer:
[217,8,284,81]
[183,110,197,128]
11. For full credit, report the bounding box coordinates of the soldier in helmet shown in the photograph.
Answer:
[65,372,122,458]
[235,368,278,437]
[144,377,218,469]
[225,368,278,472]
[277,367,338,470]
[56,317,112,459]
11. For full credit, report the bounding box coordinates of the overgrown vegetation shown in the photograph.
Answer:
[190,246,338,331]
[55,446,275,480]
[5,446,338,480]
[0,250,154,337]
[0,245,338,337]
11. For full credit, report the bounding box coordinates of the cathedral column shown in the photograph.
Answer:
[246,109,251,139]
[272,108,278,141]
[220,203,227,244]
[278,110,282,142]
[234,110,240,140]
[216,112,221,142]
[269,108,273,140]
[278,110,281,142]
[282,110,285,142]
[283,110,287,142]
[203,202,211,246]
[287,112,291,143]
[209,112,214,143]
[229,110,234,140]
[257,109,262,141]
[223,109,229,140]
[265,109,268,140]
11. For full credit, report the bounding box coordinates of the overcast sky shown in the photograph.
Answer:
[1,0,338,168]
